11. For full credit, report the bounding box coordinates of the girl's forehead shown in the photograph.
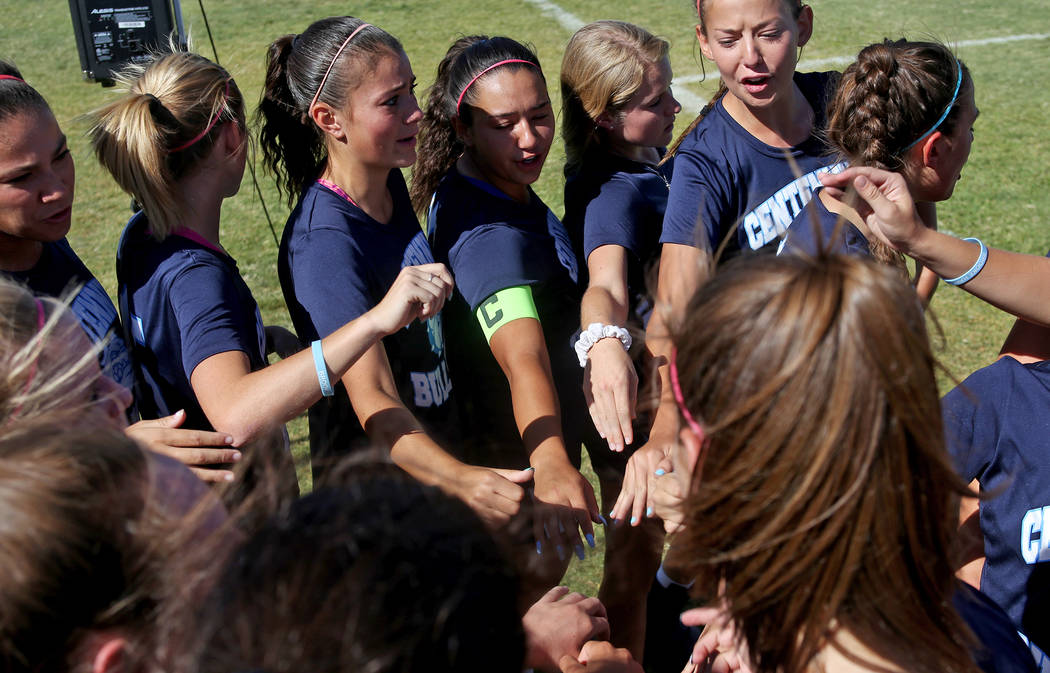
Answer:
[0,109,60,156]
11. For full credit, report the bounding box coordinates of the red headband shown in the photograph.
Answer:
[0,74,25,84]
[455,59,537,114]
[169,79,231,153]
[670,346,705,441]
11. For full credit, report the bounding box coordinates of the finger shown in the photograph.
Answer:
[161,429,235,449]
[548,511,570,560]
[135,409,186,429]
[681,606,724,627]
[188,466,235,483]
[595,388,623,451]
[533,507,546,557]
[588,615,611,642]
[493,466,535,485]
[579,595,608,619]
[558,654,585,673]
[171,447,243,466]
[539,585,572,603]
[610,460,637,523]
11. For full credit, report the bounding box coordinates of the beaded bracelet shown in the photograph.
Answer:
[574,322,632,367]
[311,340,335,397]
[944,237,988,286]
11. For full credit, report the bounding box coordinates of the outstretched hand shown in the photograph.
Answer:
[453,465,533,529]
[559,641,643,673]
[370,263,454,335]
[523,586,610,671]
[679,606,753,673]
[583,338,637,452]
[126,409,240,482]
[532,460,602,560]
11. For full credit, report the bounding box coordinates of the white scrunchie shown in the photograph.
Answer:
[574,322,632,367]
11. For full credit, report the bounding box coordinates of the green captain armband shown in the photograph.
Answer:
[475,285,539,343]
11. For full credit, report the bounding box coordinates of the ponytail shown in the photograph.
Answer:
[255,17,403,206]
[88,52,244,239]
[410,36,543,215]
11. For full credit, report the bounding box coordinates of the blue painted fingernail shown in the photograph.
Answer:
[575,544,585,560]
[598,515,608,526]
[630,516,639,525]
[556,545,566,560]
[654,468,666,476]
[536,541,543,555]
[586,533,596,548]
[646,506,654,517]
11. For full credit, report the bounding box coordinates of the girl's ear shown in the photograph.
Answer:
[595,111,615,131]
[310,102,346,141]
[919,130,946,169]
[452,114,473,147]
[696,24,714,61]
[91,636,127,673]
[795,5,814,48]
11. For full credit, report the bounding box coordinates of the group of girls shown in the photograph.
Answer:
[2,0,1049,670]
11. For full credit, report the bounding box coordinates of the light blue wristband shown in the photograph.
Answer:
[311,340,334,397]
[944,237,988,286]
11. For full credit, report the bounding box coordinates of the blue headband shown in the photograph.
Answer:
[903,60,963,151]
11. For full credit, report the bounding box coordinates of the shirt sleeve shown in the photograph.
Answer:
[169,258,265,381]
[660,141,734,250]
[942,364,1006,482]
[582,176,648,260]
[286,225,375,339]
[448,224,543,311]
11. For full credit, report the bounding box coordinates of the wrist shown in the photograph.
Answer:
[529,444,573,471]
[575,322,631,367]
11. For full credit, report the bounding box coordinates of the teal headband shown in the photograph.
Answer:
[903,60,963,151]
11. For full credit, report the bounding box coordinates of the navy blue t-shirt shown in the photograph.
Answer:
[778,189,872,258]
[660,71,845,257]
[279,171,454,476]
[117,212,267,431]
[943,357,1050,653]
[6,238,134,395]
[428,167,600,469]
[563,150,671,327]
[955,581,1040,673]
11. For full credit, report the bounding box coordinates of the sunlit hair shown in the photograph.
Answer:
[560,21,669,175]
[88,49,245,239]
[410,35,543,214]
[672,253,980,673]
[182,461,524,673]
[0,278,115,427]
[665,0,806,160]
[0,422,162,672]
[257,17,404,206]
[828,39,971,173]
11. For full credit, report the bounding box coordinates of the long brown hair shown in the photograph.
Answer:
[672,252,979,673]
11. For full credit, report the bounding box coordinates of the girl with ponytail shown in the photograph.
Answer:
[260,17,535,523]
[416,35,603,596]
[780,39,977,294]
[89,50,451,461]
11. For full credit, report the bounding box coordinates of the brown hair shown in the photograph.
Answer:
[257,17,404,206]
[828,39,971,172]
[88,50,245,239]
[560,21,669,175]
[0,423,160,672]
[672,253,979,673]
[410,36,543,214]
[665,0,805,161]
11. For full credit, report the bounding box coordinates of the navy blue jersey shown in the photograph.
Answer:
[943,357,1050,653]
[563,150,671,327]
[778,190,872,258]
[955,582,1040,673]
[279,171,454,477]
[428,167,608,471]
[117,213,267,430]
[661,71,845,257]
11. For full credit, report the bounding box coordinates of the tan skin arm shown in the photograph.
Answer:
[488,316,600,553]
[189,264,452,446]
[581,244,637,452]
[344,342,532,528]
[611,242,702,526]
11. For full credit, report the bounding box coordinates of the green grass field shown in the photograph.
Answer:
[2,1,1047,593]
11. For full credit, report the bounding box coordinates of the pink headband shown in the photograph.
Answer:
[0,74,25,84]
[7,298,46,423]
[309,23,372,111]
[669,346,705,441]
[455,59,536,114]
[169,79,231,153]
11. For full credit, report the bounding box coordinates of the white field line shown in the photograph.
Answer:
[672,32,1050,93]
[522,0,584,32]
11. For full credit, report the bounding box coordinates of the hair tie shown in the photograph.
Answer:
[169,79,231,153]
[291,33,300,50]
[455,59,537,114]
[0,74,25,84]
[903,60,963,152]
[670,346,705,441]
[309,23,371,112]
[6,298,47,424]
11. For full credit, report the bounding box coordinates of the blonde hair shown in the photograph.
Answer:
[88,51,245,239]
[560,21,669,174]
[0,279,111,428]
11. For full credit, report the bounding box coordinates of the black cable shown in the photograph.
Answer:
[194,0,280,248]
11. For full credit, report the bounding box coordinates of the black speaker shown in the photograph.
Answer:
[68,0,184,85]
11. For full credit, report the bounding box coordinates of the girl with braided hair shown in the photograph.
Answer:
[780,38,978,300]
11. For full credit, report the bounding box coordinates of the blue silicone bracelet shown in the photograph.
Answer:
[944,237,988,286]
[311,340,334,397]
